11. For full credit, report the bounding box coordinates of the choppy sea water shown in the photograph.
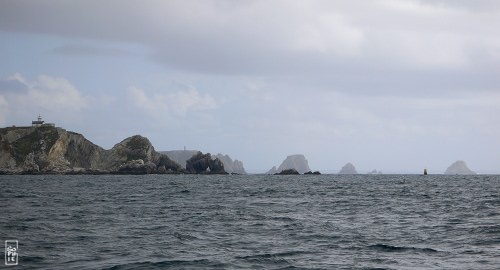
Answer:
[1,174,499,269]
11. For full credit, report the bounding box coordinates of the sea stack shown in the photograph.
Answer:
[338,162,358,174]
[444,160,476,175]
[276,154,311,174]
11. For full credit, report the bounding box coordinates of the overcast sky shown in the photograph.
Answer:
[1,0,499,173]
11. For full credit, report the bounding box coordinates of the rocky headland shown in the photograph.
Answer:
[0,126,227,174]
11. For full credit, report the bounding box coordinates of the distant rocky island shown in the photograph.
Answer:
[160,150,246,174]
[444,160,476,175]
[338,163,358,174]
[0,124,228,175]
[367,169,382,174]
[267,154,313,174]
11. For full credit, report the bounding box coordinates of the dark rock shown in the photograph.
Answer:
[305,171,321,175]
[160,150,199,168]
[186,152,227,174]
[275,168,300,175]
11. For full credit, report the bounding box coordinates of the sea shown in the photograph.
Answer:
[1,174,499,269]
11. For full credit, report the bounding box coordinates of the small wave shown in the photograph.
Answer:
[469,224,500,235]
[236,250,310,262]
[173,232,199,240]
[368,244,439,253]
[105,259,225,269]
[22,255,44,263]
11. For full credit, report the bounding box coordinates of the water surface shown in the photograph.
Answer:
[1,174,499,269]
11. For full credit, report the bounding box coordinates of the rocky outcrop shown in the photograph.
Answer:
[274,154,311,174]
[266,166,278,174]
[445,160,476,175]
[213,154,246,174]
[161,150,246,174]
[185,152,227,174]
[275,168,300,175]
[304,171,321,175]
[367,169,382,174]
[338,162,358,174]
[160,150,199,168]
[0,126,185,174]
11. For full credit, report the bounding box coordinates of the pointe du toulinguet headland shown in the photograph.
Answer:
[0,115,480,175]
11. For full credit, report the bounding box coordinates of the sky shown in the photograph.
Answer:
[0,0,499,173]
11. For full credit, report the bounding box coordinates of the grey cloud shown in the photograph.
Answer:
[1,0,499,96]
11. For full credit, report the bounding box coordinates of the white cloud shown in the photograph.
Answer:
[1,73,88,111]
[128,86,217,117]
[0,73,90,126]
[30,75,88,110]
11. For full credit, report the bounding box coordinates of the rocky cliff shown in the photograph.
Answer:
[338,162,358,174]
[0,126,186,174]
[444,160,476,175]
[185,152,227,174]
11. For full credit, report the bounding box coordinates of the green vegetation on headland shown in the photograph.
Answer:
[0,126,227,175]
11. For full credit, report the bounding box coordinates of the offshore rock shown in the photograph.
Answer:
[275,168,300,175]
[444,160,476,175]
[304,171,321,175]
[161,150,246,174]
[213,154,246,174]
[186,152,227,174]
[339,162,358,174]
[367,169,382,174]
[276,154,311,174]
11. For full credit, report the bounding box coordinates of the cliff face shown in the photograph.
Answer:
[0,126,184,174]
[445,160,476,175]
[0,126,104,173]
